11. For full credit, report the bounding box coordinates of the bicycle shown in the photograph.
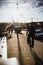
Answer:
[27,35,32,50]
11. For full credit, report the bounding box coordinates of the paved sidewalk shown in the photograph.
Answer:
[7,32,43,65]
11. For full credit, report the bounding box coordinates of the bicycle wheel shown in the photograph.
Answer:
[29,37,32,50]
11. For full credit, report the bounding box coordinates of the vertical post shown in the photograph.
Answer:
[20,13,23,23]
[12,16,13,23]
[31,17,33,22]
[16,2,18,26]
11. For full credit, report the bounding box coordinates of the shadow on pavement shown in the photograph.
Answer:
[19,32,24,35]
[7,35,12,39]
[30,49,43,65]
[17,33,25,65]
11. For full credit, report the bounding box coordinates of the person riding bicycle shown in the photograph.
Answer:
[27,22,35,48]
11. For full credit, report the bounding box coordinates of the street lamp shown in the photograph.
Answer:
[31,17,33,22]
[20,13,23,23]
[16,2,18,26]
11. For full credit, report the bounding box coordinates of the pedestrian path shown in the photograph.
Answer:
[0,58,19,65]
[7,32,43,65]
[0,36,19,65]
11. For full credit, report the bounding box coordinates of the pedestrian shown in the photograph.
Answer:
[27,22,35,48]
[29,22,35,48]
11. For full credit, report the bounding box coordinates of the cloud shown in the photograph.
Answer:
[0,0,7,7]
[0,0,6,1]
[0,0,43,8]
[20,0,43,7]
[0,0,20,8]
[38,2,43,7]
[34,0,43,7]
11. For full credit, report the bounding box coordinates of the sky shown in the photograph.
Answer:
[0,0,43,23]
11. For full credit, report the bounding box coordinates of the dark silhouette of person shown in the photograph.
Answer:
[27,22,35,48]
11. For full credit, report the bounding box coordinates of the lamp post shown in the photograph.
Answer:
[20,13,23,23]
[16,2,18,26]
[31,17,33,22]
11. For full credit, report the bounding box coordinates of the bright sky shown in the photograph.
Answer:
[0,0,43,23]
